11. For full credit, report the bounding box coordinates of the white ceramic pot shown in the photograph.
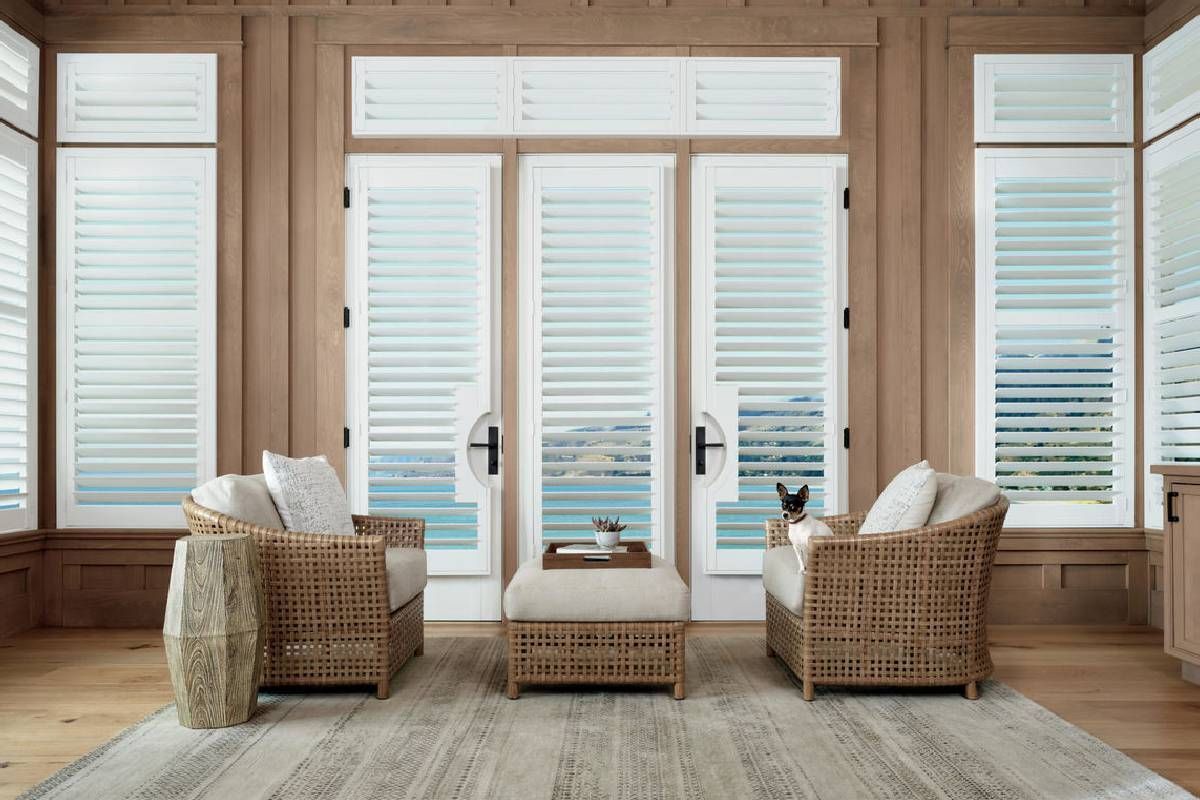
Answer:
[594,529,620,549]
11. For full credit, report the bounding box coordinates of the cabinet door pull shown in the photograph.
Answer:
[1167,491,1181,524]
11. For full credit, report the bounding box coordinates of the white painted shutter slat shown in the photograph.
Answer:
[352,57,510,137]
[57,149,215,528]
[974,55,1133,144]
[976,149,1135,528]
[0,22,37,138]
[1144,119,1200,527]
[1144,17,1200,141]
[684,58,840,137]
[514,58,679,135]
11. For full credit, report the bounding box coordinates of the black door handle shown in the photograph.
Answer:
[1167,490,1181,524]
[695,425,725,476]
[469,425,500,476]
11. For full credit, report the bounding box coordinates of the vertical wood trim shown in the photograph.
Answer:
[848,46,878,510]
[38,50,56,529]
[501,136,518,589]
[314,44,346,479]
[217,44,245,476]
[290,16,318,458]
[876,17,923,485]
[921,17,950,472]
[674,136,691,582]
[947,46,975,476]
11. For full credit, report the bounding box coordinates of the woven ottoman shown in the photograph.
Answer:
[503,555,691,700]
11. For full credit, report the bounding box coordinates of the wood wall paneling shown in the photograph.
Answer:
[0,534,44,638]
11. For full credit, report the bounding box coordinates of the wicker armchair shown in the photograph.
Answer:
[764,498,1008,701]
[182,496,425,699]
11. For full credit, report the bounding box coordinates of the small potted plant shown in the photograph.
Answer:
[591,516,627,549]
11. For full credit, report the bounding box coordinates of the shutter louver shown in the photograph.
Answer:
[348,156,498,574]
[521,156,672,555]
[0,21,37,138]
[1144,120,1200,528]
[58,53,217,144]
[976,149,1135,528]
[58,150,216,528]
[513,58,679,135]
[693,156,846,574]
[0,126,35,531]
[974,54,1133,144]
[684,58,840,137]
[1144,16,1200,141]
[352,57,510,137]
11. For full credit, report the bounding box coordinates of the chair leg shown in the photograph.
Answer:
[506,680,520,700]
[802,679,815,701]
[376,680,391,700]
[765,641,775,658]
[415,641,424,657]
[964,681,980,700]
[673,681,685,700]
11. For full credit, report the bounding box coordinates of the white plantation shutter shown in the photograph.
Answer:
[513,58,679,136]
[346,156,499,575]
[0,21,38,138]
[692,155,846,574]
[684,58,840,137]
[1144,120,1200,528]
[975,149,1135,528]
[974,54,1133,144]
[519,155,673,557]
[0,126,35,532]
[57,149,216,528]
[57,53,217,144]
[351,57,510,137]
[1144,16,1200,141]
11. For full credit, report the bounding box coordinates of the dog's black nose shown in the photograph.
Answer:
[781,512,788,520]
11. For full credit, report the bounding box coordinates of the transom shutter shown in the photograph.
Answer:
[57,149,216,528]
[1143,16,1200,141]
[1144,120,1200,528]
[0,126,35,532]
[0,21,37,138]
[975,149,1135,528]
[520,156,673,557]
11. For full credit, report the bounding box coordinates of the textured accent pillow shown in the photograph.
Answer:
[192,473,284,530]
[859,460,938,534]
[927,473,1002,525]
[262,451,355,535]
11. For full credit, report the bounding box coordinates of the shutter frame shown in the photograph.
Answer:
[1144,16,1200,142]
[0,21,38,138]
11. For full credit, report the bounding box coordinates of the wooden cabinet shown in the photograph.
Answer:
[1153,465,1200,686]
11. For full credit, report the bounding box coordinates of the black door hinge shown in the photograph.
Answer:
[843,307,850,329]
[343,306,350,328]
[343,187,351,209]
[344,427,350,449]
[842,187,849,210]
[843,427,850,449]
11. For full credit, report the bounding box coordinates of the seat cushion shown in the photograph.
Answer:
[762,546,806,615]
[503,555,690,622]
[385,548,428,612]
[262,451,355,535]
[192,474,284,530]
[927,473,1002,525]
[859,460,938,534]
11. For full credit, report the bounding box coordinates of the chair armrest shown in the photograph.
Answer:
[254,528,392,622]
[353,515,425,550]
[764,511,865,549]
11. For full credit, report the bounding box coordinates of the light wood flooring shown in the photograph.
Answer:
[1,625,1198,799]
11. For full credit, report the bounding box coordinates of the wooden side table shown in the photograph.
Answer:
[163,533,266,728]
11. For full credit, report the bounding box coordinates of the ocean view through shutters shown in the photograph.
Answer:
[1144,120,1200,528]
[692,156,846,575]
[0,126,35,532]
[975,149,1135,528]
[347,156,499,575]
[519,155,673,558]
[57,149,216,528]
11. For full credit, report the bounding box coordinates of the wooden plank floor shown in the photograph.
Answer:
[1,624,1198,799]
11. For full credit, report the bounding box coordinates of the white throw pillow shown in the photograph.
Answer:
[859,460,938,534]
[262,451,355,535]
[192,473,284,530]
[927,473,1001,525]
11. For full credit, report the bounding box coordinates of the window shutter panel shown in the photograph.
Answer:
[57,149,216,528]
[0,21,38,138]
[520,156,673,556]
[0,126,35,532]
[351,57,510,137]
[692,156,846,574]
[347,156,499,574]
[57,53,217,144]
[973,54,1133,144]
[684,58,840,137]
[975,149,1135,528]
[1144,120,1200,528]
[1144,17,1200,141]
[513,58,679,136]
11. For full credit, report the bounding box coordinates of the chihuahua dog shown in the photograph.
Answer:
[776,483,832,572]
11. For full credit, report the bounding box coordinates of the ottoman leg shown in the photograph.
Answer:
[673,681,685,700]
[507,680,520,700]
[964,681,980,700]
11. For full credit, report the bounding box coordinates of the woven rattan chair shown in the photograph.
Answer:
[182,496,425,699]
[764,497,1009,701]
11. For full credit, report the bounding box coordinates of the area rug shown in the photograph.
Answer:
[20,636,1193,800]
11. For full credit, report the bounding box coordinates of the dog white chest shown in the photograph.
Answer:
[787,516,833,571]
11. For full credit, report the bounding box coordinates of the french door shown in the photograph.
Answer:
[345,155,502,621]
[690,155,848,620]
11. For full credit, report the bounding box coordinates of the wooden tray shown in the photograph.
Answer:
[542,541,651,569]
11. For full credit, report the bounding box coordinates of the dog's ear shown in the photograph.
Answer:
[799,485,810,502]
[776,483,789,500]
